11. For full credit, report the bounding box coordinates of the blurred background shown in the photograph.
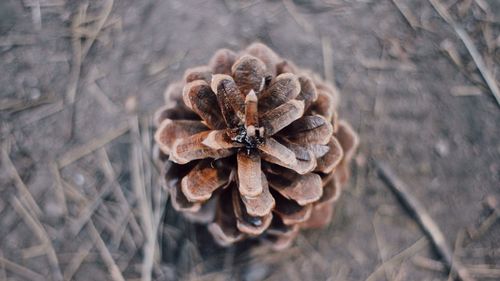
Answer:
[0,0,499,280]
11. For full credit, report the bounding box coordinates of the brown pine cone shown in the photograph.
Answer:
[154,43,359,250]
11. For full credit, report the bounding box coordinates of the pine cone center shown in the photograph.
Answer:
[232,125,264,153]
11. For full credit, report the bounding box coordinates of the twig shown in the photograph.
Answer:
[468,204,499,240]
[98,148,143,249]
[51,162,68,215]
[87,82,120,113]
[57,122,129,167]
[63,242,93,281]
[374,160,475,281]
[66,3,86,104]
[0,255,45,281]
[129,116,155,281]
[296,234,330,271]
[16,100,64,129]
[321,36,334,83]
[11,196,63,281]
[0,35,36,47]
[467,265,500,278]
[390,0,418,30]
[66,0,114,104]
[22,0,65,7]
[428,0,500,107]
[0,252,5,281]
[1,145,42,216]
[366,237,427,281]
[282,0,313,33]
[70,181,114,235]
[448,229,466,281]
[21,244,47,259]
[31,0,42,30]
[81,0,114,60]
[372,211,393,281]
[87,221,125,281]
[359,57,416,71]
[413,255,447,272]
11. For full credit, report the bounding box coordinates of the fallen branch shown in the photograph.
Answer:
[374,160,475,281]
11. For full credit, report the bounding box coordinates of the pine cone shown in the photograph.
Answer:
[154,43,359,250]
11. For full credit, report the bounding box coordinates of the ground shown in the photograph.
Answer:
[0,0,499,280]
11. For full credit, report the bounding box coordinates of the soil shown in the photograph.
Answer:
[1,0,499,280]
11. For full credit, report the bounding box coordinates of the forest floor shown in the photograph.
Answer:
[1,0,499,280]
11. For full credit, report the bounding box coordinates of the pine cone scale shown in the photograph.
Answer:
[182,81,226,129]
[180,159,230,202]
[257,137,297,167]
[259,99,305,137]
[231,55,267,95]
[211,74,246,127]
[240,173,275,217]
[258,73,301,113]
[237,150,263,197]
[270,173,323,206]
